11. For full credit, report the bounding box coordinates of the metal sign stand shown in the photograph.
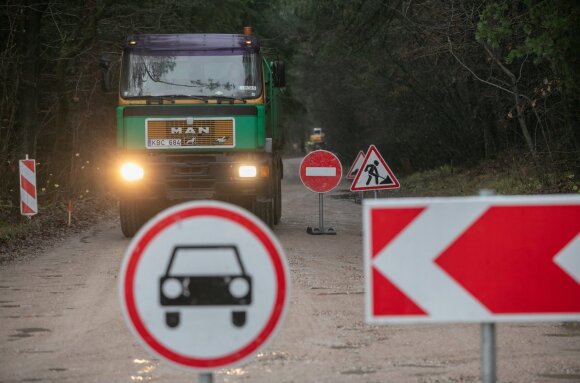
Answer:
[481,323,496,383]
[199,372,213,383]
[307,193,336,235]
[479,189,496,383]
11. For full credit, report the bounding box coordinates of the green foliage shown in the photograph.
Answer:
[475,3,512,49]
[477,0,580,92]
[0,0,578,210]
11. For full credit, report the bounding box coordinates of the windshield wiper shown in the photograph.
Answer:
[213,96,247,104]
[143,96,176,104]
[143,95,209,104]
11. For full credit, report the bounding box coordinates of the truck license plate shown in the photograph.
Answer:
[148,139,182,147]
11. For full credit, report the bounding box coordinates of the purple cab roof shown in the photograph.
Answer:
[125,34,259,53]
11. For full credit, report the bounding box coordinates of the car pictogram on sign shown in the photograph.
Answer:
[160,245,252,329]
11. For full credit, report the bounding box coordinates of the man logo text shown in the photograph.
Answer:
[170,127,210,135]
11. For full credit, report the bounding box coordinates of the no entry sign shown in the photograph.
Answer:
[119,201,290,371]
[300,150,342,193]
[364,195,580,324]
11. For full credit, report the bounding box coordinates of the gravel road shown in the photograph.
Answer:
[1,158,579,383]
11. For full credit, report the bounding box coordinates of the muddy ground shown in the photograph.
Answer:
[1,158,579,382]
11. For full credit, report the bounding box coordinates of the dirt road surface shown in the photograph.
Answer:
[1,158,579,382]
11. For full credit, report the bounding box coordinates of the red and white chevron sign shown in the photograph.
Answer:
[364,195,580,324]
[19,159,38,216]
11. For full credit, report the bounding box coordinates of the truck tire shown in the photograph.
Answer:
[120,200,144,238]
[254,198,274,229]
[274,170,282,225]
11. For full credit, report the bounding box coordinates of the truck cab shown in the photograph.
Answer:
[113,30,284,236]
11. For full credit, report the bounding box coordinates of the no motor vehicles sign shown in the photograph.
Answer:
[119,201,290,371]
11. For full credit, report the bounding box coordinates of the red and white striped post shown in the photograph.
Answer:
[19,156,38,217]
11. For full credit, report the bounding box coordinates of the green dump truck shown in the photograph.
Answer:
[108,28,285,237]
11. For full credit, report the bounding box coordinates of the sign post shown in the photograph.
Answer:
[119,201,290,377]
[299,150,342,235]
[364,194,580,382]
[478,189,496,383]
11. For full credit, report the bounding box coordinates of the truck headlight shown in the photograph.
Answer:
[120,162,144,181]
[239,165,257,178]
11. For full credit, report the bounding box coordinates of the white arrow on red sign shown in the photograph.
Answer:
[364,195,580,324]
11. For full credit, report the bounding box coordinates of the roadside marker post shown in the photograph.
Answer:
[19,155,38,217]
[119,201,290,379]
[299,150,343,235]
[364,192,580,383]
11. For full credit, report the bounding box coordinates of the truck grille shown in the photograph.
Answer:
[146,118,235,148]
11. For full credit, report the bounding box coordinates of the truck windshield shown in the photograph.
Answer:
[120,51,262,100]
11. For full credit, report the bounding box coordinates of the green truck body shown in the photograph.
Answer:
[113,31,284,236]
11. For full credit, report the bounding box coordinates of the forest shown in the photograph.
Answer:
[1,0,579,217]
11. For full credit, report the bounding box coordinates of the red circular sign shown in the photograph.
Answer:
[299,150,343,193]
[119,201,290,371]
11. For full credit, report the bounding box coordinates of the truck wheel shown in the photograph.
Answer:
[274,171,282,225]
[254,199,274,229]
[120,200,144,238]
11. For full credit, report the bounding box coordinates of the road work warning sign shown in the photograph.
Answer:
[350,145,399,191]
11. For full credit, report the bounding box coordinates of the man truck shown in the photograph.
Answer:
[106,28,284,236]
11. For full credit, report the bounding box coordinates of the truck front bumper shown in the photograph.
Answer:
[116,153,272,202]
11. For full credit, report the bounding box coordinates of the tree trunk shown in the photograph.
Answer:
[17,1,46,158]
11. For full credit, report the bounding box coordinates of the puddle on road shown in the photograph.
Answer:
[545,323,580,337]
[538,373,580,380]
[9,327,51,341]
[316,291,364,296]
[48,368,67,372]
[397,363,446,369]
[256,351,290,362]
[19,349,55,354]
[329,343,361,350]
[340,367,377,375]
[131,358,157,382]
[219,368,248,377]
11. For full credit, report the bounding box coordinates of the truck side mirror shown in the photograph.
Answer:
[272,60,286,88]
[100,57,112,92]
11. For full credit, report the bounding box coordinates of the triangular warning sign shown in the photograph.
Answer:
[350,145,400,191]
[345,150,365,180]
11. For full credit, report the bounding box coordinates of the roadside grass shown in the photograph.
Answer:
[0,196,115,264]
[392,153,579,198]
